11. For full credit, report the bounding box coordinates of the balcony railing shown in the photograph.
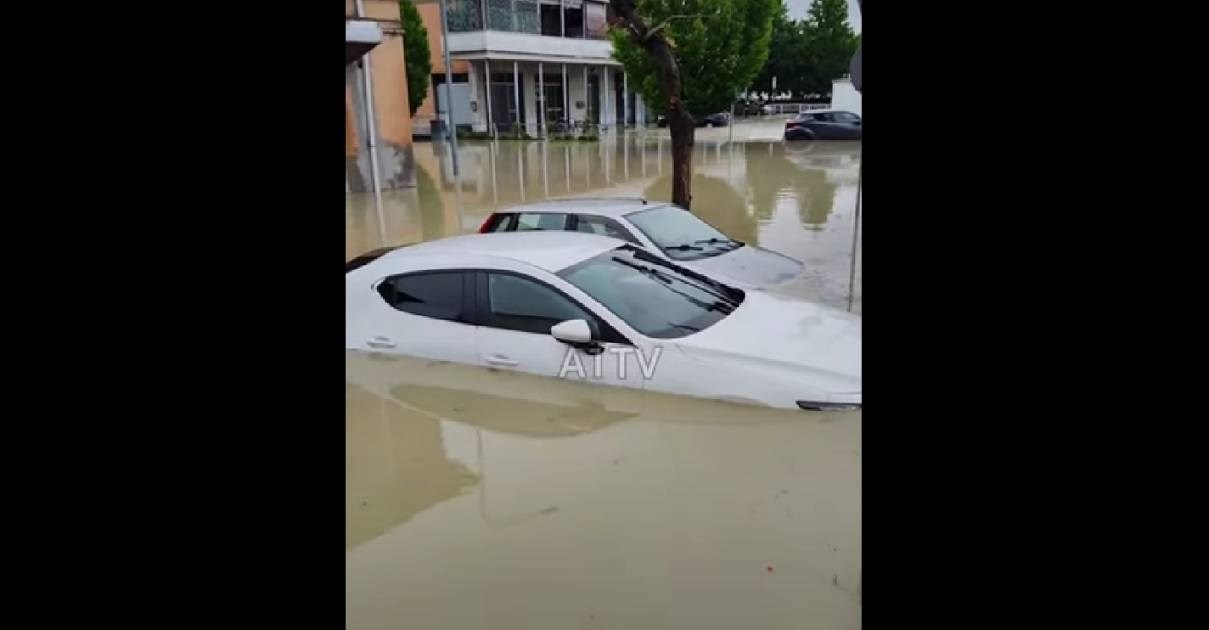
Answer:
[447,0,609,39]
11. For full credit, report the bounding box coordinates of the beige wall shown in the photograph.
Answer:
[348,0,416,188]
[362,0,413,146]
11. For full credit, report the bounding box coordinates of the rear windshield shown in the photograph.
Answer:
[624,206,739,261]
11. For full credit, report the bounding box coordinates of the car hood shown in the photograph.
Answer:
[685,245,804,288]
[672,291,861,401]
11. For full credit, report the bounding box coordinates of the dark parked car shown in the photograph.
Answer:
[655,112,731,128]
[783,110,862,140]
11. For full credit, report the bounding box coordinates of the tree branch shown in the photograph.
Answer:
[646,14,711,41]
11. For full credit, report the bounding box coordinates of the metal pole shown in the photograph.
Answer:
[562,63,569,128]
[728,97,735,144]
[847,155,862,312]
[438,0,460,176]
[538,62,545,138]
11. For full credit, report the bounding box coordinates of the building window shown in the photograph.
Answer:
[487,0,512,30]
[540,2,561,36]
[564,5,584,38]
[446,0,483,32]
[585,2,608,39]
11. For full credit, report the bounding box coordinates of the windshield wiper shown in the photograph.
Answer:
[664,243,704,251]
[694,237,741,247]
[623,247,745,305]
[693,237,743,255]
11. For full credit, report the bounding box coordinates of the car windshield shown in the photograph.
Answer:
[624,206,742,261]
[557,246,745,339]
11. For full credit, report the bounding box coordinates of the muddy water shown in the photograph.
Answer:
[347,351,860,630]
[346,119,861,629]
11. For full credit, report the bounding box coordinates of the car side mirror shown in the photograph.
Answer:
[551,319,604,354]
[551,319,592,343]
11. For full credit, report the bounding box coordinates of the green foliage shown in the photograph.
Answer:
[805,0,857,95]
[749,0,857,99]
[610,0,778,117]
[400,1,432,117]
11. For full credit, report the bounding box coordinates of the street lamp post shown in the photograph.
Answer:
[438,0,460,177]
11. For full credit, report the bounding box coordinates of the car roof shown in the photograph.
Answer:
[798,109,854,116]
[380,231,627,272]
[489,197,675,219]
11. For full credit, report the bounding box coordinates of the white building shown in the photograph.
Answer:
[439,0,645,135]
[830,77,861,116]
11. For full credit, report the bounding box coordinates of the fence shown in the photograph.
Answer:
[765,102,831,115]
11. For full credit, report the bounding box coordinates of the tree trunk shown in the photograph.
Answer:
[668,114,694,208]
[609,0,696,210]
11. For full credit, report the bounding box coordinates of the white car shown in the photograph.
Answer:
[478,198,805,289]
[346,231,860,411]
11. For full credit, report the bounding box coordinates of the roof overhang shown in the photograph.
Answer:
[451,51,622,66]
[346,20,383,64]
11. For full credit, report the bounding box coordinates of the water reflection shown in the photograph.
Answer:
[346,350,861,629]
[345,382,479,551]
[346,120,861,309]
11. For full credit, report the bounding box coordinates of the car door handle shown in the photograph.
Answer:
[485,354,519,367]
[367,336,396,349]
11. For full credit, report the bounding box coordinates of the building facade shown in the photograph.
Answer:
[346,0,416,192]
[418,0,645,136]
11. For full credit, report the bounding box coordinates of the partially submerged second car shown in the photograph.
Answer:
[346,231,860,411]
[479,199,805,290]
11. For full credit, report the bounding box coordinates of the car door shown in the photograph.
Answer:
[832,111,862,139]
[472,270,644,390]
[809,112,839,139]
[366,270,478,364]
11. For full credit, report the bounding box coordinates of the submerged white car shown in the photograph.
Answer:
[346,232,860,411]
[478,198,805,289]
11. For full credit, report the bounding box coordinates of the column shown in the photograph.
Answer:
[484,60,494,136]
[583,66,589,126]
[538,62,545,137]
[468,61,481,132]
[601,69,609,129]
[623,71,629,126]
[513,61,520,133]
[562,64,569,126]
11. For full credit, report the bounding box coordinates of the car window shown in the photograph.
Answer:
[812,112,834,122]
[486,273,597,336]
[515,213,568,231]
[559,246,745,339]
[575,215,639,244]
[483,213,514,232]
[834,112,858,123]
[377,271,465,322]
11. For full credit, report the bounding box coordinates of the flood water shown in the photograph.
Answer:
[346,119,861,629]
